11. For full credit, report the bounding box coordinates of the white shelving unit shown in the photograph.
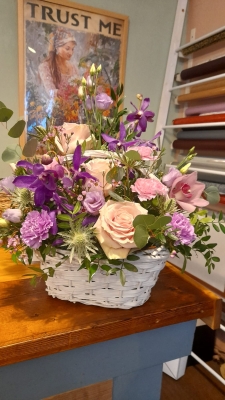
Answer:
[156,0,225,382]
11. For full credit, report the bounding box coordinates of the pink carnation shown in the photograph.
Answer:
[127,146,157,160]
[131,177,168,201]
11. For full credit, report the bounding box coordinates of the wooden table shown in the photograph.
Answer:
[0,250,221,400]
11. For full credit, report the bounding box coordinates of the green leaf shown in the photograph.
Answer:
[88,263,98,282]
[134,224,149,249]
[219,211,223,222]
[201,235,211,241]
[22,138,38,157]
[73,202,81,214]
[120,269,126,286]
[57,214,72,221]
[124,150,141,161]
[110,87,117,101]
[108,267,120,275]
[204,186,220,204]
[123,262,138,272]
[207,243,217,249]
[8,120,26,138]
[108,190,124,202]
[100,264,111,272]
[133,214,155,228]
[150,216,172,230]
[212,256,220,262]
[26,247,33,265]
[200,217,213,223]
[28,266,43,274]
[0,107,13,122]
[109,259,122,266]
[106,166,125,183]
[181,257,187,272]
[126,254,140,261]
[219,223,225,234]
[57,222,70,229]
[2,147,20,162]
[212,223,220,232]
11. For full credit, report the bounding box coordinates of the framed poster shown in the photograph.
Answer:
[17,0,129,145]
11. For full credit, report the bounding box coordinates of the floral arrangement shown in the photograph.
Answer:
[0,64,224,286]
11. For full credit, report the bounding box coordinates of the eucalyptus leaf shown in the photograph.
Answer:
[150,216,172,230]
[133,214,155,228]
[125,150,141,161]
[134,224,149,249]
[106,166,125,183]
[204,186,220,204]
[8,120,26,138]
[108,190,124,202]
[2,147,20,162]
[22,138,38,157]
[0,107,13,122]
[0,101,6,108]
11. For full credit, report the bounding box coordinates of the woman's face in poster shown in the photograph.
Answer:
[57,41,76,60]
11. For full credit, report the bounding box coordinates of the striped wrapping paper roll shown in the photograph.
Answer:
[180,55,225,81]
[177,130,225,140]
[173,113,225,125]
[185,102,225,116]
[173,139,225,151]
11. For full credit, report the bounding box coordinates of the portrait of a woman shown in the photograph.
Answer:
[38,27,79,99]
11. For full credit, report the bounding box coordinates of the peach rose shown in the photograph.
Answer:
[55,123,92,154]
[84,158,112,196]
[94,200,148,259]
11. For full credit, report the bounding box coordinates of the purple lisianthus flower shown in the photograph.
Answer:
[162,167,182,188]
[20,210,55,249]
[102,123,137,151]
[2,208,22,223]
[0,176,15,194]
[126,98,154,133]
[83,191,105,215]
[95,93,113,111]
[167,212,196,246]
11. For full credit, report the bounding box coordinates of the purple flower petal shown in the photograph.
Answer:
[82,215,98,226]
[144,111,155,121]
[34,187,46,206]
[119,123,126,141]
[33,164,45,176]
[49,211,58,235]
[101,133,117,144]
[13,175,37,188]
[141,98,150,111]
[73,145,81,171]
[16,160,33,170]
[138,115,147,131]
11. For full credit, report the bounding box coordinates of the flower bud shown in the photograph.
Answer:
[136,94,143,101]
[90,63,96,75]
[0,218,9,228]
[86,76,95,87]
[97,64,102,72]
[78,85,84,98]
[81,77,86,86]
[180,163,191,174]
[41,154,53,165]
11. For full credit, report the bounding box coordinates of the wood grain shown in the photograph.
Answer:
[0,249,221,367]
[43,380,112,400]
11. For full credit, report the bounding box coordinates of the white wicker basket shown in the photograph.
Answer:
[41,246,169,309]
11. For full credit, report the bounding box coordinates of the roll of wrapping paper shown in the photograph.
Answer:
[176,86,225,103]
[177,130,225,140]
[173,139,225,151]
[180,56,225,81]
[190,77,225,93]
[173,113,225,125]
[185,102,225,116]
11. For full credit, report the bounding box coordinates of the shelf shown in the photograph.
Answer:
[163,122,225,129]
[170,73,225,91]
[176,25,225,53]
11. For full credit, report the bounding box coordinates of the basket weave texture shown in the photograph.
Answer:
[42,247,169,309]
[0,192,11,217]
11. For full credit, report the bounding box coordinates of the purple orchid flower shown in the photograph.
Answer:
[72,145,96,182]
[102,123,137,151]
[126,98,155,133]
[135,131,162,150]
[13,161,59,207]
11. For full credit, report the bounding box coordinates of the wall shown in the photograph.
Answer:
[0,0,178,177]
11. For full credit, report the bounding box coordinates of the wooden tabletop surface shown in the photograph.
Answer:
[0,250,222,367]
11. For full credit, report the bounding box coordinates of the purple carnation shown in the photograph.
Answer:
[168,212,196,246]
[83,191,105,215]
[20,210,53,249]
[95,93,113,110]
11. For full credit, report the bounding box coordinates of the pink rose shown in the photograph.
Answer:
[94,200,148,259]
[55,123,92,154]
[84,158,112,196]
[169,171,209,212]
[162,167,182,188]
[128,146,157,160]
[131,176,168,201]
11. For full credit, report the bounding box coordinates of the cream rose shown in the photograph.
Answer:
[84,158,112,196]
[55,123,92,154]
[94,200,148,259]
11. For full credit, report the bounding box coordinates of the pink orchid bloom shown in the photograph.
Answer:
[169,171,209,212]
